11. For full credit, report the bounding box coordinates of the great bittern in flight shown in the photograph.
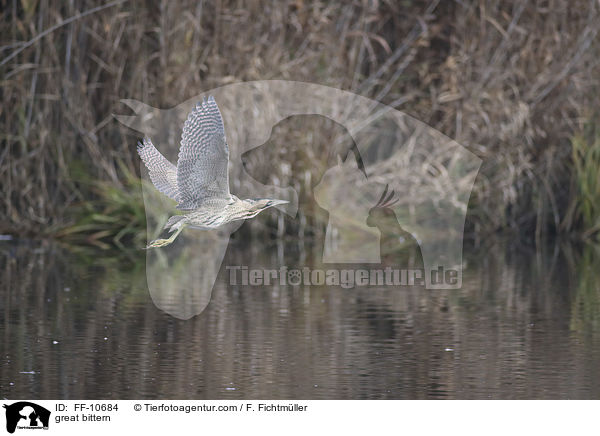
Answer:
[138,96,288,248]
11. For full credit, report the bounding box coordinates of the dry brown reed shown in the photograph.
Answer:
[1,0,599,243]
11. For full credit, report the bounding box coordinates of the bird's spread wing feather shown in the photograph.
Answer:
[137,138,180,201]
[176,96,230,210]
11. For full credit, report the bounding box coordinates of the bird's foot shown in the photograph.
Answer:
[145,237,175,249]
[144,225,185,249]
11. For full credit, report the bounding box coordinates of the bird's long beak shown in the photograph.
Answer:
[269,199,289,207]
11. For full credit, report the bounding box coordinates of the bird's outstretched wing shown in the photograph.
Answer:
[176,96,230,210]
[137,138,180,201]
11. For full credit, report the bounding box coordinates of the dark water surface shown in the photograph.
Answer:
[1,237,600,399]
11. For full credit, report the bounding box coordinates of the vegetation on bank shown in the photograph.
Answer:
[52,163,146,249]
[567,122,600,241]
[1,0,599,247]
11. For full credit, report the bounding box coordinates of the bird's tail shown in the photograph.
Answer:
[164,215,187,233]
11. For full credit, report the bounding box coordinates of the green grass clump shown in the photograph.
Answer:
[570,122,600,241]
[55,163,146,250]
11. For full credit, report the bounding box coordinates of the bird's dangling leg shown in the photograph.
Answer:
[145,223,186,249]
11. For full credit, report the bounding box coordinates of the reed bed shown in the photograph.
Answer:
[1,0,599,246]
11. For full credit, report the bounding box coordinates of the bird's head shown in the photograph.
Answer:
[251,198,289,209]
[243,198,289,218]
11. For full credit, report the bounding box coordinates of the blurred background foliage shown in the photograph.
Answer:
[1,0,599,247]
